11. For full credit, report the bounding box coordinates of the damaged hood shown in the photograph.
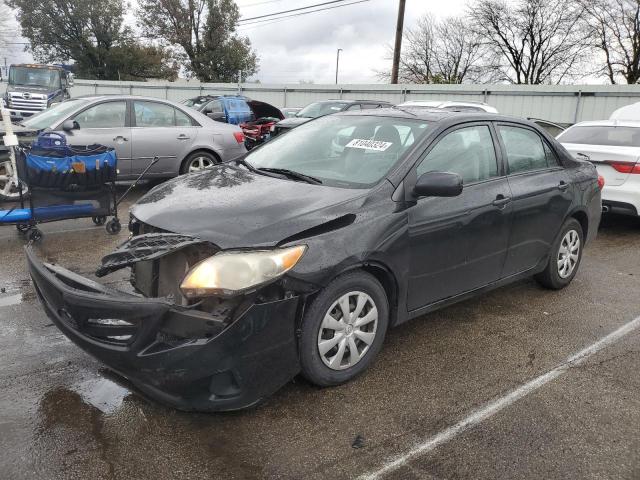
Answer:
[131,164,367,249]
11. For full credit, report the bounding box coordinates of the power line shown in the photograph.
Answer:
[238,0,371,27]
[238,0,357,23]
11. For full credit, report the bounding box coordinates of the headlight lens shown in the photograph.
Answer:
[180,245,306,298]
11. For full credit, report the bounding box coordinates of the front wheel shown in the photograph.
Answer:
[299,271,389,387]
[535,218,584,290]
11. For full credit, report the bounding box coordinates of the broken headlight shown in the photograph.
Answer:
[180,245,306,298]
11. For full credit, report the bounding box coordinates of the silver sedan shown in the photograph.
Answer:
[17,95,247,180]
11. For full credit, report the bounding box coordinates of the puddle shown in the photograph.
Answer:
[0,293,22,307]
[71,376,131,414]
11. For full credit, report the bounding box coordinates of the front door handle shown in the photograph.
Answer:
[177,134,190,140]
[113,136,128,142]
[492,194,512,208]
[558,181,569,191]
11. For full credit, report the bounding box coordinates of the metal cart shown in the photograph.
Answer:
[0,133,121,241]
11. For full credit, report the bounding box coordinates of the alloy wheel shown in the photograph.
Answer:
[188,156,214,172]
[557,229,580,279]
[0,161,27,200]
[317,291,378,371]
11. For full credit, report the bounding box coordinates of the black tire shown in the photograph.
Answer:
[299,270,389,387]
[105,219,121,235]
[535,218,584,290]
[179,151,219,175]
[28,228,43,242]
[92,215,107,226]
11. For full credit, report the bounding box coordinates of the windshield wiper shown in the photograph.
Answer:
[257,168,323,185]
[234,156,261,173]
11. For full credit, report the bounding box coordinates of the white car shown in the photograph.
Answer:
[396,100,499,114]
[558,121,640,217]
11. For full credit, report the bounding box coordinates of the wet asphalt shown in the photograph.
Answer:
[0,183,639,480]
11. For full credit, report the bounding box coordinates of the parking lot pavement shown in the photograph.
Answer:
[0,189,639,479]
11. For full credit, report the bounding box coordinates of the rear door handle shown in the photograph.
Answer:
[113,136,128,141]
[558,181,569,191]
[177,134,190,140]
[492,195,512,208]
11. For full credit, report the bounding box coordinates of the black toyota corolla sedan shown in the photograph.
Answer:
[26,108,602,412]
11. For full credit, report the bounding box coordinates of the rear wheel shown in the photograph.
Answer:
[299,271,389,387]
[535,218,583,290]
[180,152,219,174]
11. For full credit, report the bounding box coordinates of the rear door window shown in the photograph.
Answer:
[498,125,551,174]
[134,101,179,127]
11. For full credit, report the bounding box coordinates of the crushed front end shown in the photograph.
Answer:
[25,231,308,412]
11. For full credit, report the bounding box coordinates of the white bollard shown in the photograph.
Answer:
[1,107,21,193]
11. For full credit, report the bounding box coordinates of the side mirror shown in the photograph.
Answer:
[413,171,463,198]
[207,111,227,123]
[67,74,75,87]
[62,120,79,132]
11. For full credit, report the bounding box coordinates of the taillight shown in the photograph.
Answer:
[597,175,605,190]
[606,161,640,174]
[233,131,245,144]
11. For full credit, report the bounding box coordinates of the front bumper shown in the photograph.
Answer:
[26,247,301,412]
[4,106,43,120]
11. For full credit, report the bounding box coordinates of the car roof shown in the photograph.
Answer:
[336,107,532,126]
[398,100,498,112]
[568,120,640,128]
[315,99,392,104]
[74,94,193,104]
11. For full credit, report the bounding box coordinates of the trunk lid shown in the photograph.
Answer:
[561,143,640,186]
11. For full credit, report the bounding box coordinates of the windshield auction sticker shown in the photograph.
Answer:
[345,139,393,151]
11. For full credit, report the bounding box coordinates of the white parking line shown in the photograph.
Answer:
[359,315,640,480]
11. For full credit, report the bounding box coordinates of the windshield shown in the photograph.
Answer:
[22,99,89,130]
[297,102,349,118]
[559,125,640,147]
[245,115,431,188]
[9,66,62,90]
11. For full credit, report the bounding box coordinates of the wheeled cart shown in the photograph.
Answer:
[0,133,121,241]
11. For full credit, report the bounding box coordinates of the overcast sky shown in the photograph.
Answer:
[236,0,469,84]
[4,0,469,83]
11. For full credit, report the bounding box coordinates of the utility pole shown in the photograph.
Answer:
[335,48,343,84]
[237,69,242,95]
[390,0,406,84]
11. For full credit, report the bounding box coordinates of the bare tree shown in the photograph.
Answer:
[469,0,591,84]
[580,0,640,84]
[378,14,484,84]
[397,13,438,83]
[434,16,485,83]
